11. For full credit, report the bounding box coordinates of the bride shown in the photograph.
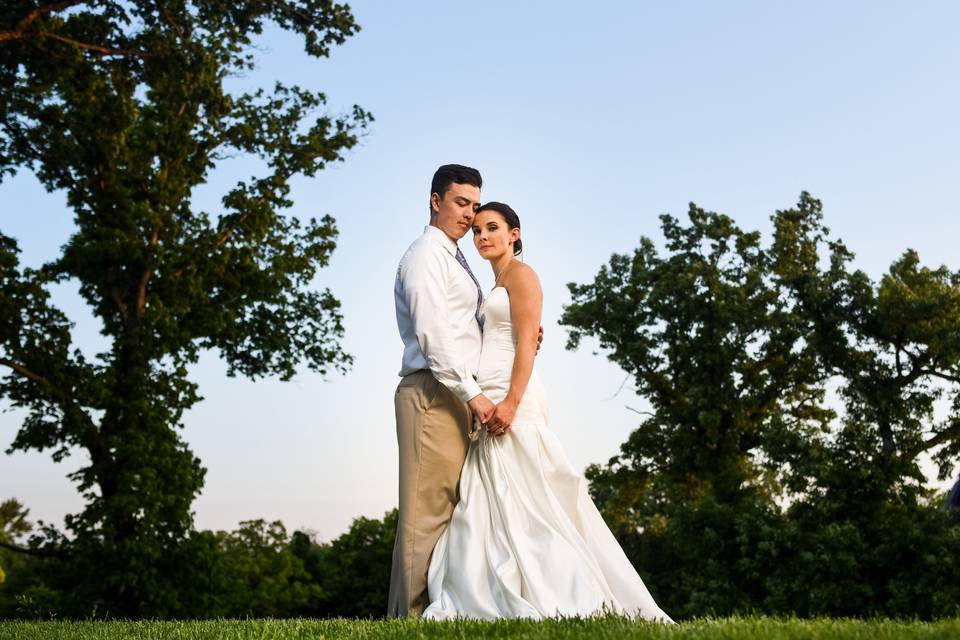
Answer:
[421,202,675,623]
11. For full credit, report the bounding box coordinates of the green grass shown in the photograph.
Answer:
[1,616,959,640]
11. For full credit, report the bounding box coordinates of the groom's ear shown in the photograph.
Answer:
[429,191,441,216]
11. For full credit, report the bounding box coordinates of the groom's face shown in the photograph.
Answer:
[431,182,481,241]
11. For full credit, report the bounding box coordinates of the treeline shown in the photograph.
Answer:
[0,501,397,619]
[2,193,959,620]
[559,192,960,619]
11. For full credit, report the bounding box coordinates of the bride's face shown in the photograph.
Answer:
[472,210,519,261]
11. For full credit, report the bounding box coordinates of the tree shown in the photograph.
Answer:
[214,519,321,618]
[291,509,397,618]
[0,498,32,584]
[560,197,835,615]
[771,194,960,508]
[0,1,370,616]
[561,193,960,618]
[561,197,832,515]
[0,498,58,620]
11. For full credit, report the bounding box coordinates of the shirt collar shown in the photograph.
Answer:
[424,224,459,256]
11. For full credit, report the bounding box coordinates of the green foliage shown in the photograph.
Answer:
[0,1,369,617]
[0,507,398,620]
[772,196,960,494]
[291,509,398,618]
[212,519,322,617]
[0,500,69,620]
[566,197,833,516]
[0,500,33,611]
[562,193,960,619]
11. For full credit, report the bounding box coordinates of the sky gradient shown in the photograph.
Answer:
[2,1,959,541]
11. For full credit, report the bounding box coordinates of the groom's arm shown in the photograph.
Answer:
[400,248,483,405]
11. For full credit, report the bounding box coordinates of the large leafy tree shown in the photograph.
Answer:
[561,193,960,617]
[561,197,833,514]
[0,1,370,615]
[768,194,960,617]
[771,195,960,507]
[560,196,836,613]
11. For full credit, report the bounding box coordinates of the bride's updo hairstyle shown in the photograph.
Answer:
[477,201,523,256]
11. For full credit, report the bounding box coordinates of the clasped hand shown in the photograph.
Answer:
[486,399,516,435]
[468,394,516,437]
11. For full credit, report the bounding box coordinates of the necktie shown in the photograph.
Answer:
[455,247,484,330]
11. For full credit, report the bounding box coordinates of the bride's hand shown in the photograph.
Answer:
[487,400,517,436]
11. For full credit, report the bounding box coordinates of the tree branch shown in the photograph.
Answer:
[923,369,960,385]
[897,347,927,387]
[626,405,656,418]
[0,358,47,384]
[215,211,251,247]
[41,31,150,58]
[136,227,160,316]
[0,539,67,559]
[2,356,106,467]
[0,1,85,42]
[110,286,129,322]
[903,420,960,460]
[0,2,151,58]
[169,206,257,280]
[894,331,903,378]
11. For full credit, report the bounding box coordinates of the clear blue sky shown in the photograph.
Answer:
[2,1,959,541]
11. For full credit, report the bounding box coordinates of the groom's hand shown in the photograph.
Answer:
[468,394,496,424]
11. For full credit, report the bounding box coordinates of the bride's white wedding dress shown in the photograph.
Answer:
[422,286,674,622]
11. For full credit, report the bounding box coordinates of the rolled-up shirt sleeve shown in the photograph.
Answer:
[400,247,483,403]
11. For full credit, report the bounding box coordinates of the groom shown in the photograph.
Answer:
[387,164,498,617]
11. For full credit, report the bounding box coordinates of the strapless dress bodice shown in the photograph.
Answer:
[476,287,546,424]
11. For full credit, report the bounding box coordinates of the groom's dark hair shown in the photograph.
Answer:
[431,164,482,204]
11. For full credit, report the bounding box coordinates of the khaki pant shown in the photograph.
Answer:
[387,370,471,618]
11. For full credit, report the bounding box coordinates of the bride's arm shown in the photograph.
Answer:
[489,265,543,433]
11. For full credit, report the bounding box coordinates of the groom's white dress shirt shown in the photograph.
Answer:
[395,225,483,403]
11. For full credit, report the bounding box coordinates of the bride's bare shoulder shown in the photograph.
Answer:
[504,261,542,294]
